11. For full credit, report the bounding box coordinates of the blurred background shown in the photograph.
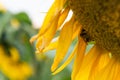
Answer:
[0,0,72,80]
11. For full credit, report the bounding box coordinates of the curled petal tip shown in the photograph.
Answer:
[30,35,38,44]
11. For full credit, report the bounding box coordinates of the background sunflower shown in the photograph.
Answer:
[0,2,71,80]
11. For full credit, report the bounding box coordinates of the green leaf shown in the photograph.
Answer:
[14,12,32,25]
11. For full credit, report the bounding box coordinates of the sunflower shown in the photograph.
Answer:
[31,0,120,80]
[0,45,32,80]
[0,5,32,79]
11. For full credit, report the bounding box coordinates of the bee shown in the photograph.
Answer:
[69,0,120,58]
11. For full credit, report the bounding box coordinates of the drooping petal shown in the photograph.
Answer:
[42,21,82,53]
[52,42,78,75]
[57,7,70,29]
[38,0,67,36]
[72,21,82,39]
[30,34,38,44]
[51,16,75,72]
[43,40,58,53]
[36,14,60,53]
[30,0,67,43]
[57,0,67,9]
[72,37,87,80]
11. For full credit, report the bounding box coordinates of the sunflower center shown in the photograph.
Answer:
[69,0,120,58]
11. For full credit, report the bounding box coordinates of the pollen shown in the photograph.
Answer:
[69,0,120,59]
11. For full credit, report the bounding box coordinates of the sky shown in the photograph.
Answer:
[0,0,54,28]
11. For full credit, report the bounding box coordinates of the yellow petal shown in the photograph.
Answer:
[30,34,38,44]
[51,16,75,72]
[42,21,82,53]
[43,40,58,53]
[72,21,82,39]
[42,20,82,53]
[30,0,67,43]
[94,59,119,80]
[36,36,45,52]
[88,51,110,80]
[52,42,78,75]
[55,0,67,9]
[38,0,66,36]
[72,37,87,80]
[115,65,120,80]
[75,45,102,80]
[57,7,70,29]
[36,14,59,53]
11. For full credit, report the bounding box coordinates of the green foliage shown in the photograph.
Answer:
[14,12,32,24]
[0,10,71,80]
